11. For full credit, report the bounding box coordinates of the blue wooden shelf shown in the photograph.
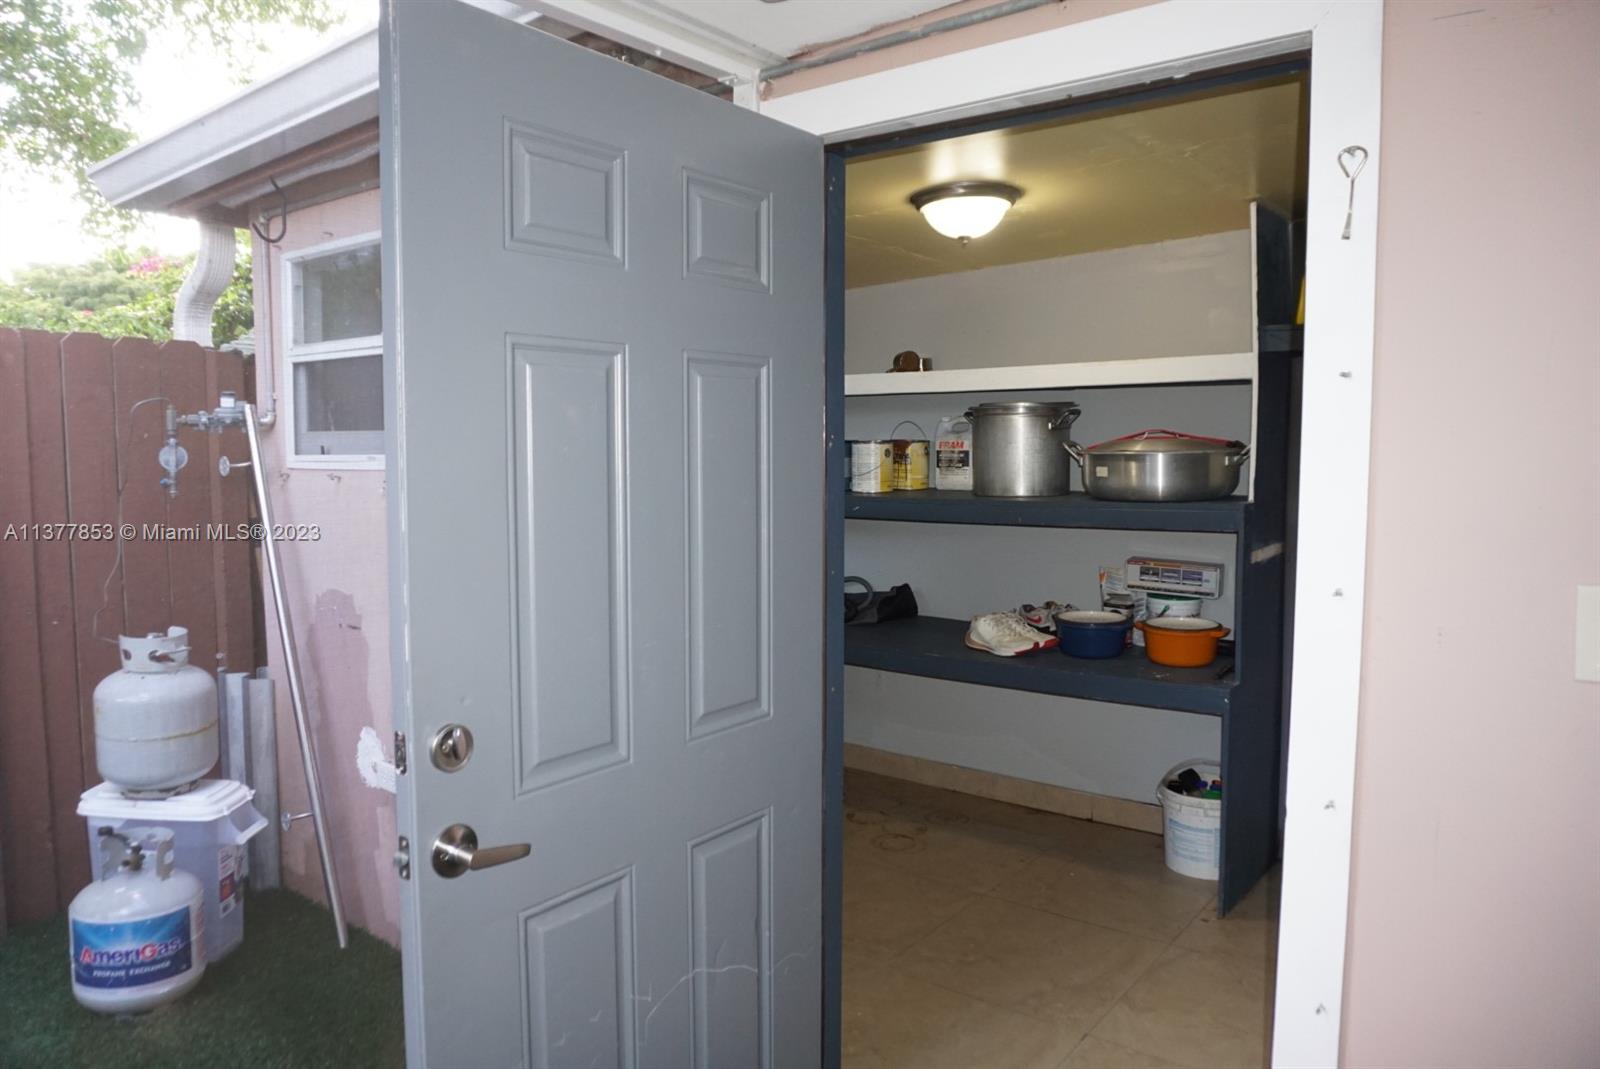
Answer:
[845,489,1248,534]
[844,616,1234,716]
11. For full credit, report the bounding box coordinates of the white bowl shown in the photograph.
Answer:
[1141,616,1225,632]
[1055,610,1131,627]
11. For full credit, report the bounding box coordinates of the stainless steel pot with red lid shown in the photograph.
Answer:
[1066,429,1250,501]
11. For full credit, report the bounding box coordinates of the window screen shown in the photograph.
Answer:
[293,354,384,457]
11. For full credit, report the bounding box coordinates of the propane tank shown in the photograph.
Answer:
[94,627,218,797]
[69,825,206,1014]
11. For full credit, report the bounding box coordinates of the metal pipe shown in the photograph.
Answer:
[243,401,348,949]
[758,0,1057,83]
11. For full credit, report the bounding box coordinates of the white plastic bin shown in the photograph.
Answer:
[1157,761,1221,880]
[79,779,267,962]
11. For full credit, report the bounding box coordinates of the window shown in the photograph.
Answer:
[284,235,384,466]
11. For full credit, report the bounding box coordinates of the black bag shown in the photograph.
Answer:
[843,576,918,625]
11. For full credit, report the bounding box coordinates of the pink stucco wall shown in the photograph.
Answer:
[1342,2,1600,1064]
[251,188,399,946]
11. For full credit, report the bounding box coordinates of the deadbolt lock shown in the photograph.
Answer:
[429,723,474,772]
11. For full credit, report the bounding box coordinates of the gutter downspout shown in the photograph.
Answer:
[173,221,238,347]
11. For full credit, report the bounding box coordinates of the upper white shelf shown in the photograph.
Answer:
[844,352,1255,396]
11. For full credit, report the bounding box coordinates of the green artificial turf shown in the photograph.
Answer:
[0,889,404,1069]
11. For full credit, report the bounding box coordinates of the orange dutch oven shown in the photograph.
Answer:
[1136,617,1230,667]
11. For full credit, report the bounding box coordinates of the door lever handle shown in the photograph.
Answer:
[432,823,531,879]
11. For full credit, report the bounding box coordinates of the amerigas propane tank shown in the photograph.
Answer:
[69,825,206,1013]
[94,627,218,796]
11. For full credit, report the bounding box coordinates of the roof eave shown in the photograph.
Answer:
[88,26,379,216]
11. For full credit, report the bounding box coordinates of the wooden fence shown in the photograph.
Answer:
[0,328,259,930]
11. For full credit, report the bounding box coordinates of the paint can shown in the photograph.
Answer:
[890,421,930,491]
[891,440,930,490]
[848,440,893,494]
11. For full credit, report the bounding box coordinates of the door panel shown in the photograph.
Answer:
[686,353,770,738]
[510,337,630,791]
[380,2,824,1066]
[506,121,627,266]
[684,172,771,291]
[689,812,771,1069]
[521,870,635,1067]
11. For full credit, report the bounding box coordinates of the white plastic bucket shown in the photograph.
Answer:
[1157,761,1221,880]
[1145,593,1201,620]
[79,779,266,962]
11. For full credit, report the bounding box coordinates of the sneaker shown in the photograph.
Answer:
[965,611,1059,656]
[1017,600,1067,633]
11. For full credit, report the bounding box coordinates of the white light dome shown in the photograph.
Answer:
[910,182,1023,242]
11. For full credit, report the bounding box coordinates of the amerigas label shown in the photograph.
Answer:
[72,907,193,988]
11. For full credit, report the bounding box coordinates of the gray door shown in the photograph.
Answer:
[379,3,824,1066]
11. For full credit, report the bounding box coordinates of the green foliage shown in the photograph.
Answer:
[0,0,337,227]
[0,234,253,346]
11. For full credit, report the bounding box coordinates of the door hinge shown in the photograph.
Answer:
[394,731,407,775]
[394,835,411,880]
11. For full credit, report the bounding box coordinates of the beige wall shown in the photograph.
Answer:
[250,187,398,946]
[1342,2,1600,1064]
[844,230,1254,373]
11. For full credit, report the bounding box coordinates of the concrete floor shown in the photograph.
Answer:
[842,768,1280,1068]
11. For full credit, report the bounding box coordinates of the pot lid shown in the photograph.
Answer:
[969,401,1079,416]
[1082,429,1245,455]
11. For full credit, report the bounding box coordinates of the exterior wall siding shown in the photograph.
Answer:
[251,187,398,945]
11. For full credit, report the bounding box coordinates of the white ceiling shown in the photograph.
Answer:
[636,0,956,62]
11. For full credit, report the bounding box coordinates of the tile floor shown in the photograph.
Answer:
[842,769,1280,1069]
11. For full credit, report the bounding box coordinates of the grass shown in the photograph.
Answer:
[0,889,404,1069]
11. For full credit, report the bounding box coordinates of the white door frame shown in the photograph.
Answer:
[757,4,1384,1066]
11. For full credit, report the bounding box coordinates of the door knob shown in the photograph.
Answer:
[431,823,531,879]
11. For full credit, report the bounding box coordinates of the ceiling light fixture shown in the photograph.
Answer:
[909,181,1023,243]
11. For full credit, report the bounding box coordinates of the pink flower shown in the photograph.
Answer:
[132,256,165,275]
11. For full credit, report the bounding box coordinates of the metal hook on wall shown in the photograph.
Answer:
[251,176,289,245]
[1338,146,1369,240]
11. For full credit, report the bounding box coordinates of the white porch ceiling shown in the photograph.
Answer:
[642,0,957,61]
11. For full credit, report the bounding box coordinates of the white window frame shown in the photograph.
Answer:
[760,4,1383,1066]
[281,230,386,469]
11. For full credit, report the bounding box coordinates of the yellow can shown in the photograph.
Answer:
[891,439,930,491]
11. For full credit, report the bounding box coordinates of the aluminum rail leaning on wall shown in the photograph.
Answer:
[243,401,349,949]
